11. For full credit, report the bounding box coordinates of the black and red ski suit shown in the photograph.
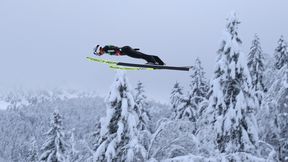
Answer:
[101,45,165,65]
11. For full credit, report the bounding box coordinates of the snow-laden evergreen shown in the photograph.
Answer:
[274,35,288,70]
[170,82,184,120]
[134,81,151,131]
[175,94,198,122]
[205,12,259,154]
[39,110,70,162]
[171,58,209,122]
[68,129,80,162]
[189,58,209,118]
[170,82,197,122]
[94,71,146,162]
[247,34,266,106]
[134,81,152,153]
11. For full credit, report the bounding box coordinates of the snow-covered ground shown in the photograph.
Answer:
[163,153,267,162]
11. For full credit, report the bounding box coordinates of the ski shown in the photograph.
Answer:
[87,57,117,65]
[109,65,155,71]
[87,57,192,71]
[117,62,192,71]
[87,57,155,70]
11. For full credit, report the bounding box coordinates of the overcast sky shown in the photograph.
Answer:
[0,0,287,102]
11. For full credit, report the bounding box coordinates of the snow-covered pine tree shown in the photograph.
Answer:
[68,128,79,162]
[171,91,197,122]
[134,81,151,131]
[189,58,209,118]
[274,35,288,70]
[207,12,258,154]
[247,34,266,106]
[39,110,70,162]
[94,71,146,162]
[177,95,198,122]
[134,81,152,152]
[170,82,185,120]
[170,59,209,122]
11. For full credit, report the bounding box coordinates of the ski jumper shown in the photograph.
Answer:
[101,45,165,65]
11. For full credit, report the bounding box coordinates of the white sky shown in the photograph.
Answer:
[0,0,287,102]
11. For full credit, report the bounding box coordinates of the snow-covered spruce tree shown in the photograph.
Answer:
[170,60,209,122]
[247,34,266,106]
[134,81,152,152]
[94,71,146,162]
[175,94,198,122]
[274,35,288,70]
[206,12,258,154]
[39,110,70,162]
[189,58,209,118]
[170,82,185,120]
[68,129,80,162]
[134,81,151,131]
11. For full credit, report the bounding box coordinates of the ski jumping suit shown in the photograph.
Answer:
[101,45,165,65]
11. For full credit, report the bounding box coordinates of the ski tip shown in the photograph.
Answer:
[86,56,93,60]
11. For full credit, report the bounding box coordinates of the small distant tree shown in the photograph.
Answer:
[68,129,79,162]
[170,59,209,122]
[134,81,151,131]
[189,58,209,118]
[134,81,152,152]
[247,34,266,106]
[171,82,198,122]
[274,35,288,69]
[170,82,185,120]
[39,110,70,162]
[174,94,198,122]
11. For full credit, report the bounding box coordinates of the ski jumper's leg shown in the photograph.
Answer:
[140,54,158,64]
[121,46,157,64]
[151,56,165,65]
